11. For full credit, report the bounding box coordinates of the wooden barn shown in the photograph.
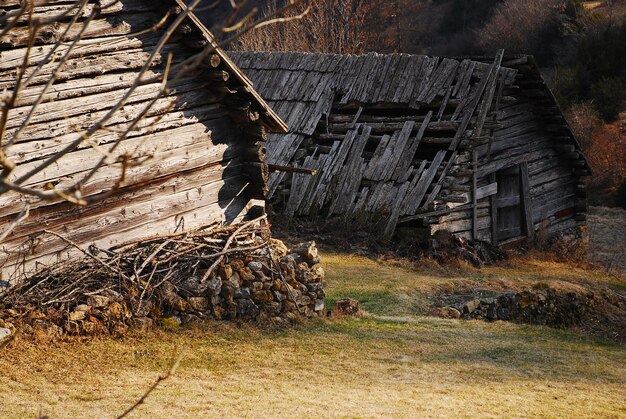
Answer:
[231,51,590,244]
[0,0,285,282]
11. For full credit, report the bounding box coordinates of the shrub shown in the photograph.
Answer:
[235,0,380,54]
[590,77,625,120]
[567,103,626,205]
[616,178,626,210]
[477,0,566,63]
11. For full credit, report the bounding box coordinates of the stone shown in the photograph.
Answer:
[223,272,241,288]
[188,297,209,312]
[300,295,311,306]
[252,290,274,303]
[234,287,251,299]
[106,302,124,319]
[291,241,318,260]
[238,267,256,282]
[296,263,310,282]
[253,271,271,282]
[279,255,297,268]
[75,304,91,312]
[210,294,223,306]
[236,299,260,320]
[284,312,298,321]
[206,277,222,296]
[218,264,233,280]
[332,298,360,317]
[220,284,236,302]
[463,299,481,314]
[229,259,245,271]
[0,327,11,341]
[248,261,263,271]
[262,302,282,317]
[104,289,124,303]
[87,295,110,309]
[445,307,461,319]
[270,239,289,257]
[170,296,189,313]
[69,305,90,321]
[282,300,297,313]
[306,282,324,292]
[315,299,325,312]
[273,291,286,301]
[311,265,325,281]
[251,281,264,292]
[213,305,225,320]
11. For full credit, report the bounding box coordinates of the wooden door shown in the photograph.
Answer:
[495,166,523,241]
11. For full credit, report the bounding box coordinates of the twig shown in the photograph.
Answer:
[41,229,128,280]
[0,203,29,243]
[200,215,267,282]
[116,349,185,419]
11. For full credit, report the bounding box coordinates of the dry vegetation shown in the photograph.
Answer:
[2,250,625,418]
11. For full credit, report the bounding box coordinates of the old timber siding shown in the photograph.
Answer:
[232,52,589,244]
[232,51,518,238]
[0,0,284,282]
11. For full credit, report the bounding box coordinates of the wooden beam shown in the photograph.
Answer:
[520,162,534,239]
[266,163,317,176]
[472,150,478,239]
[489,173,498,244]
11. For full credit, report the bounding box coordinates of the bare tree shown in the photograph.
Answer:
[478,0,566,56]
[0,0,309,242]
[235,0,374,54]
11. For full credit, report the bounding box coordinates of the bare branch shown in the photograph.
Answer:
[116,349,185,418]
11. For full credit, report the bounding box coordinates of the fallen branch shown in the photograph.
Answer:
[116,349,185,419]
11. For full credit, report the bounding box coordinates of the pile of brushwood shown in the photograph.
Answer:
[0,216,325,340]
[430,230,507,267]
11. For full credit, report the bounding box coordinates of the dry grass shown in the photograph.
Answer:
[323,250,625,315]
[1,251,626,418]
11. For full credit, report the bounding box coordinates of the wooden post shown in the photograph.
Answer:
[519,162,534,239]
[489,173,498,244]
[472,150,478,239]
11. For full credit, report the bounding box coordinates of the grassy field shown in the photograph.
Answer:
[1,252,625,418]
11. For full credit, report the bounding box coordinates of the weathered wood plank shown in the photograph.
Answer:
[519,162,534,239]
[476,182,498,200]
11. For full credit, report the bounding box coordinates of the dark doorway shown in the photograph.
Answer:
[491,163,533,244]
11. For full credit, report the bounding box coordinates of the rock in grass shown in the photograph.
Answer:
[0,327,11,341]
[161,316,182,329]
[432,306,461,319]
[332,298,360,317]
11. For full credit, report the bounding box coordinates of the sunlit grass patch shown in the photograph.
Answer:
[1,250,625,418]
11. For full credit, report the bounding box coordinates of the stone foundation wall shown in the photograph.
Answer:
[0,239,325,339]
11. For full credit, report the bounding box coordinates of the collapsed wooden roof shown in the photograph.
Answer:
[231,51,588,238]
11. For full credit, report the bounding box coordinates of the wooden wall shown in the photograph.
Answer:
[428,57,588,243]
[0,0,269,282]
